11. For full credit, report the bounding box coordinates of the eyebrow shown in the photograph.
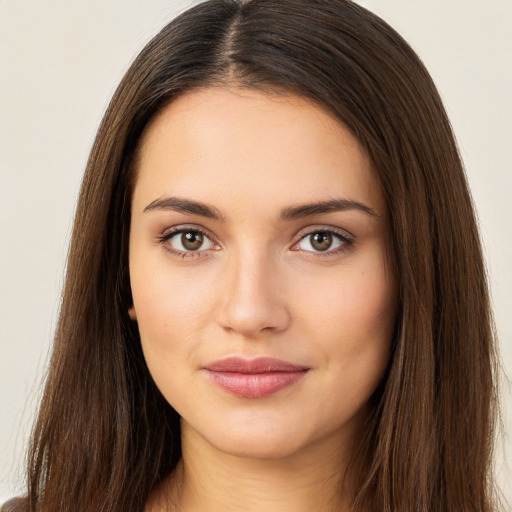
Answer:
[280,199,377,220]
[143,196,225,220]
[143,196,377,220]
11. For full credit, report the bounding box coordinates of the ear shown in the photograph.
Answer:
[128,305,137,321]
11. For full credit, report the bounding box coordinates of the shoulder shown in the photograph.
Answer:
[0,497,29,512]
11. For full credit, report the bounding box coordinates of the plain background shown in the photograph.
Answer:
[1,0,511,506]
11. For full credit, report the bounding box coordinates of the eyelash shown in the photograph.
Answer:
[292,227,354,257]
[156,226,354,259]
[157,226,218,259]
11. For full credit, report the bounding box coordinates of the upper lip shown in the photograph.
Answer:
[205,357,309,374]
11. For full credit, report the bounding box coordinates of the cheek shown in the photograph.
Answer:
[297,254,397,388]
[130,260,218,366]
[300,257,396,340]
[130,270,214,410]
[314,280,395,425]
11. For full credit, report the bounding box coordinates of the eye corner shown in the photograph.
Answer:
[291,227,354,257]
[156,225,221,259]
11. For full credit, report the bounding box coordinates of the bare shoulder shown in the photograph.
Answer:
[0,497,29,512]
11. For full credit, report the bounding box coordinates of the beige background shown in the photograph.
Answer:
[1,0,511,506]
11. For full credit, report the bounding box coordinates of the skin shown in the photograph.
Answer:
[129,87,397,512]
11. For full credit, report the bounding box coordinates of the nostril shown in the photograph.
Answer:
[216,293,290,337]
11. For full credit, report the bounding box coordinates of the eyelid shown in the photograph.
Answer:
[290,225,354,255]
[293,224,354,242]
[157,224,221,258]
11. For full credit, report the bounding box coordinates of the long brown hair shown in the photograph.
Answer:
[10,0,500,510]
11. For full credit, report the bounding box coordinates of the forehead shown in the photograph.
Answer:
[132,87,384,217]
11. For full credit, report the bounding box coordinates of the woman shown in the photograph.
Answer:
[1,0,501,510]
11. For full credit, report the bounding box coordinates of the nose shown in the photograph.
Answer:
[216,248,291,338]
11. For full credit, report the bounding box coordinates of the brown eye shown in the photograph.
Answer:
[310,232,333,251]
[164,229,215,254]
[294,230,348,254]
[181,231,204,251]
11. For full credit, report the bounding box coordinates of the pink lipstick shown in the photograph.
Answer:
[204,357,309,398]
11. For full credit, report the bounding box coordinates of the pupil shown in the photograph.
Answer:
[311,232,332,251]
[182,231,203,250]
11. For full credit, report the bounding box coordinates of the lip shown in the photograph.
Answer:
[204,357,310,398]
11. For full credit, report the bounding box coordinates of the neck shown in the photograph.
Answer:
[151,421,362,512]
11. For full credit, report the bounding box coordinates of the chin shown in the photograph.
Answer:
[214,431,309,460]
[184,411,323,461]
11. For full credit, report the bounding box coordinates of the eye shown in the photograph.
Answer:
[159,228,217,255]
[293,230,352,254]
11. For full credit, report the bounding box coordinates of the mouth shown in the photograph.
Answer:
[204,357,310,398]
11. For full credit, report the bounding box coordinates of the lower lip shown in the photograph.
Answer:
[206,370,309,398]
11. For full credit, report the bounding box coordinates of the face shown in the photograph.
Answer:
[129,87,397,459]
